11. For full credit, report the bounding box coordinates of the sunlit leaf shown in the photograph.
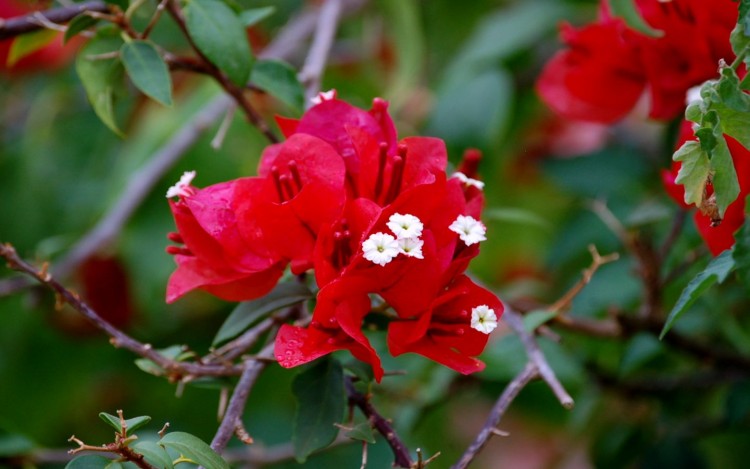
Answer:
[184,0,253,86]
[120,40,173,106]
[7,29,57,67]
[159,432,229,469]
[292,358,345,462]
[661,250,735,339]
[522,309,557,333]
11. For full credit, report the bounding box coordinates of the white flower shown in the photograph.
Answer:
[470,305,497,334]
[451,172,485,190]
[449,215,487,245]
[311,89,337,105]
[166,171,196,199]
[398,237,424,259]
[386,213,424,239]
[362,232,400,266]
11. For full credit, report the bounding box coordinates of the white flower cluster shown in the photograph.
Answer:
[363,213,425,266]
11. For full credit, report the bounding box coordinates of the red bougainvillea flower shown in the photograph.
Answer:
[241,133,347,274]
[662,121,750,255]
[1,0,77,74]
[387,275,502,374]
[165,172,285,303]
[537,0,737,123]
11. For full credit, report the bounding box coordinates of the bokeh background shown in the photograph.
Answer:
[2,0,750,467]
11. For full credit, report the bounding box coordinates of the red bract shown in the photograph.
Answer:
[537,0,737,123]
[166,177,285,303]
[388,275,503,374]
[663,122,750,255]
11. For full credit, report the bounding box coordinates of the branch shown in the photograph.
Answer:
[299,0,344,105]
[450,363,538,469]
[345,377,413,468]
[0,243,244,378]
[548,244,619,315]
[0,1,110,40]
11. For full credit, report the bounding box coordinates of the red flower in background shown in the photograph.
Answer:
[537,0,737,123]
[1,0,77,74]
[662,122,750,255]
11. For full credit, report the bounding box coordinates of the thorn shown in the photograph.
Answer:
[490,428,510,437]
[158,422,170,438]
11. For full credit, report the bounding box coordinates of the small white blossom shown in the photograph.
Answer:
[387,213,424,239]
[451,172,485,190]
[362,232,400,266]
[311,89,337,105]
[470,305,497,334]
[398,237,424,259]
[166,171,196,199]
[449,215,487,245]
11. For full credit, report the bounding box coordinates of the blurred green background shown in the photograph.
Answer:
[2,0,750,467]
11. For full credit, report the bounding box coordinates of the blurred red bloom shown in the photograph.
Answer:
[537,0,737,123]
[662,122,750,255]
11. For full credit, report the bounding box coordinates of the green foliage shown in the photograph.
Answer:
[343,422,375,444]
[522,309,557,332]
[250,60,305,113]
[183,0,253,87]
[75,30,126,135]
[739,0,750,36]
[65,15,100,44]
[212,280,312,346]
[239,6,276,27]
[132,440,174,469]
[159,432,229,469]
[120,41,173,107]
[661,250,736,339]
[292,358,345,462]
[733,211,750,289]
[66,455,117,469]
[0,427,34,457]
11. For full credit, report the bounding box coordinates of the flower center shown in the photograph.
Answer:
[271,160,304,203]
[373,143,408,205]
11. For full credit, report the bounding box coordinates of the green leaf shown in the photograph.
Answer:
[66,455,114,469]
[661,250,735,339]
[7,29,57,67]
[292,358,345,462]
[522,309,557,333]
[135,345,190,376]
[159,432,229,469]
[732,210,750,289]
[710,135,741,218]
[120,41,173,106]
[673,140,710,208]
[607,0,664,38]
[250,59,304,113]
[484,207,551,230]
[239,6,275,27]
[98,413,149,435]
[0,428,34,457]
[75,31,126,135]
[344,422,375,444]
[343,359,374,384]
[132,440,174,469]
[212,280,312,346]
[184,0,253,86]
[65,15,100,44]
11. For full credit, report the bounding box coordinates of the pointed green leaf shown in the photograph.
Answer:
[522,309,557,333]
[132,440,174,469]
[75,31,126,135]
[213,280,312,346]
[135,345,189,376]
[98,412,123,433]
[661,250,735,339]
[292,358,345,462]
[120,40,173,106]
[65,15,100,43]
[344,422,375,444]
[250,59,304,113]
[710,135,741,217]
[239,6,275,27]
[66,455,114,469]
[673,140,710,208]
[159,432,229,469]
[7,29,58,67]
[607,0,664,38]
[184,0,253,86]
[124,416,152,434]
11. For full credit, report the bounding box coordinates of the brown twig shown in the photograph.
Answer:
[0,1,110,40]
[345,377,413,468]
[0,243,244,378]
[548,244,619,315]
[450,363,539,469]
